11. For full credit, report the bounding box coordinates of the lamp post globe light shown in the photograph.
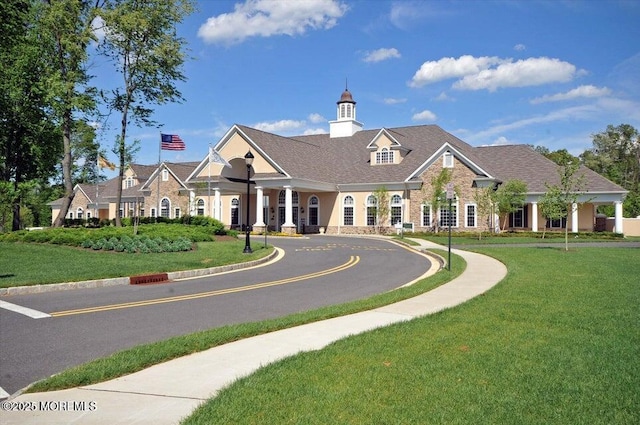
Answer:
[243,151,254,253]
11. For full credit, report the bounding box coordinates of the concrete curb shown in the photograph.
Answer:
[0,249,279,297]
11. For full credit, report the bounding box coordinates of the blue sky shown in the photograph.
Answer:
[95,0,640,168]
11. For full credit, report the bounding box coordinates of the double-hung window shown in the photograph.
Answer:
[343,195,354,226]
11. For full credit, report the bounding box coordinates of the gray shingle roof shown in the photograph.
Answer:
[473,145,625,193]
[238,124,487,185]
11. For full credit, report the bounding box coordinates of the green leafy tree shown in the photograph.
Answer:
[544,160,590,251]
[98,0,194,226]
[538,185,565,239]
[581,124,640,217]
[494,179,527,231]
[472,186,494,240]
[532,145,579,166]
[1,0,63,231]
[38,0,103,227]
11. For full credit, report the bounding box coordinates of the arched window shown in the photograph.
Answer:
[309,196,319,226]
[390,195,402,225]
[161,198,170,218]
[196,199,205,216]
[76,207,84,219]
[278,190,299,227]
[376,147,394,164]
[343,195,354,226]
[366,195,377,226]
[231,198,239,226]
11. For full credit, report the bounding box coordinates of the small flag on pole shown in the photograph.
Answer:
[97,155,116,171]
[209,146,231,166]
[161,134,186,151]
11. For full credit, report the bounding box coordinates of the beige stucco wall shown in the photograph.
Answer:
[606,217,640,236]
[532,202,596,232]
[219,133,279,176]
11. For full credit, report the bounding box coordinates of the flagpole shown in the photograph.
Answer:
[95,155,99,221]
[157,132,162,220]
[208,144,212,218]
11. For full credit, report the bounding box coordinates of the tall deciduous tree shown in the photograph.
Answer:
[39,0,103,227]
[581,124,640,217]
[98,0,194,226]
[1,0,62,231]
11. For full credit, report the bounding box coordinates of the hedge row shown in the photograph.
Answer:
[81,236,192,254]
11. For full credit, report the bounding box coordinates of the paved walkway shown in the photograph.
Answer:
[0,240,507,425]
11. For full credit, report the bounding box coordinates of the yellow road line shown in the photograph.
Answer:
[50,256,360,317]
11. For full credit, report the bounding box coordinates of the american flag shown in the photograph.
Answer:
[161,134,186,151]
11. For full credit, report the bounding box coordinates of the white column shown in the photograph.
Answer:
[214,189,221,221]
[614,201,624,234]
[531,202,538,232]
[255,186,265,226]
[571,203,578,233]
[189,190,196,215]
[283,186,294,227]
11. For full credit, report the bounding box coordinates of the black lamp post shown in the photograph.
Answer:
[243,151,254,253]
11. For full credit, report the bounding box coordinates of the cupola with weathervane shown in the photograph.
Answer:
[329,84,363,138]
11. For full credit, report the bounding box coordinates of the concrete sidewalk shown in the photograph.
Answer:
[1,240,507,425]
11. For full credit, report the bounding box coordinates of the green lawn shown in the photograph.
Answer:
[183,247,640,425]
[0,240,271,288]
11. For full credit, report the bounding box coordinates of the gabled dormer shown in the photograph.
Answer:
[367,128,408,165]
[329,87,363,138]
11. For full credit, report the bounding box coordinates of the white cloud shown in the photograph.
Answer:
[409,55,503,87]
[308,113,326,123]
[384,97,407,105]
[468,104,600,143]
[454,57,578,92]
[389,1,447,30]
[433,92,454,102]
[198,0,348,44]
[531,85,612,104]
[253,119,306,133]
[491,136,511,146]
[412,110,437,122]
[409,55,581,92]
[514,43,526,51]
[303,128,327,135]
[363,48,401,63]
[91,16,106,43]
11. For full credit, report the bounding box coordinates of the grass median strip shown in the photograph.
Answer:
[0,240,271,288]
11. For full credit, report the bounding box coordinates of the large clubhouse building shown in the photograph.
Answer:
[51,89,628,235]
